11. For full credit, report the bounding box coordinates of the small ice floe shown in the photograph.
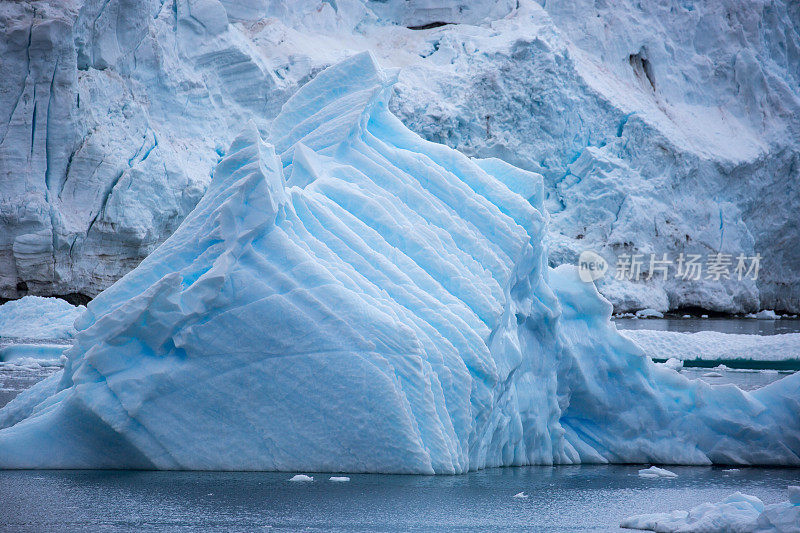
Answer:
[636,308,664,319]
[701,314,709,318]
[513,492,529,499]
[621,487,800,532]
[702,371,724,378]
[288,474,314,482]
[682,314,691,318]
[638,466,678,479]
[329,476,350,482]
[789,485,800,505]
[723,468,740,473]
[659,358,683,371]
[745,309,779,320]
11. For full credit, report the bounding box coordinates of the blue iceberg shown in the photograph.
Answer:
[0,53,797,472]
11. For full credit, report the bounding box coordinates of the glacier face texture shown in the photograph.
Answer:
[1,0,799,313]
[1,53,798,472]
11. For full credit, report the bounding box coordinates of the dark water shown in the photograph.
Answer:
[1,466,798,532]
[614,317,800,335]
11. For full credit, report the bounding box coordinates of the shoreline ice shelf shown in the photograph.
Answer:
[0,54,798,472]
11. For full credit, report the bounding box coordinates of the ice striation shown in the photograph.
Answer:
[1,0,798,314]
[0,54,798,472]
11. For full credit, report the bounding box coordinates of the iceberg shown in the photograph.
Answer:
[623,330,800,365]
[0,296,84,340]
[621,487,800,532]
[0,53,798,472]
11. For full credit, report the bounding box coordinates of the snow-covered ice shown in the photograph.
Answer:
[635,309,664,319]
[621,487,800,532]
[623,330,800,363]
[0,296,84,340]
[329,476,350,482]
[0,54,798,472]
[288,474,314,482]
[747,311,781,320]
[2,0,799,315]
[659,358,684,372]
[638,466,677,479]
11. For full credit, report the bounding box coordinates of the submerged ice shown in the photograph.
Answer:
[0,53,798,472]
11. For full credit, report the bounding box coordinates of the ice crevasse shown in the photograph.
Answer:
[0,52,798,472]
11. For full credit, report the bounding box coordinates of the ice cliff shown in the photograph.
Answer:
[0,53,797,472]
[2,0,799,314]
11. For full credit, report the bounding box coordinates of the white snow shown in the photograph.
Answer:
[622,330,800,363]
[638,466,677,479]
[288,474,314,482]
[0,54,798,472]
[0,296,84,340]
[621,488,800,532]
[1,0,798,315]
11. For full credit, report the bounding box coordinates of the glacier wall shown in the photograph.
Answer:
[1,0,799,313]
[0,53,797,471]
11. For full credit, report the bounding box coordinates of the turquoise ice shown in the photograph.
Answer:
[0,53,797,472]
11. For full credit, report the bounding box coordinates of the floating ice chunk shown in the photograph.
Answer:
[659,358,683,372]
[635,308,664,319]
[746,310,780,320]
[638,466,677,479]
[513,492,529,499]
[0,52,798,472]
[702,372,724,378]
[329,476,350,482]
[622,488,800,532]
[0,344,68,362]
[622,330,800,363]
[289,474,314,482]
[0,296,84,340]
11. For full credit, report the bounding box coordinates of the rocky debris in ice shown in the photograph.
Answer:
[746,310,781,320]
[1,0,799,316]
[638,466,677,479]
[621,487,800,532]
[0,296,84,340]
[622,330,800,363]
[0,54,798,472]
[288,475,314,482]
